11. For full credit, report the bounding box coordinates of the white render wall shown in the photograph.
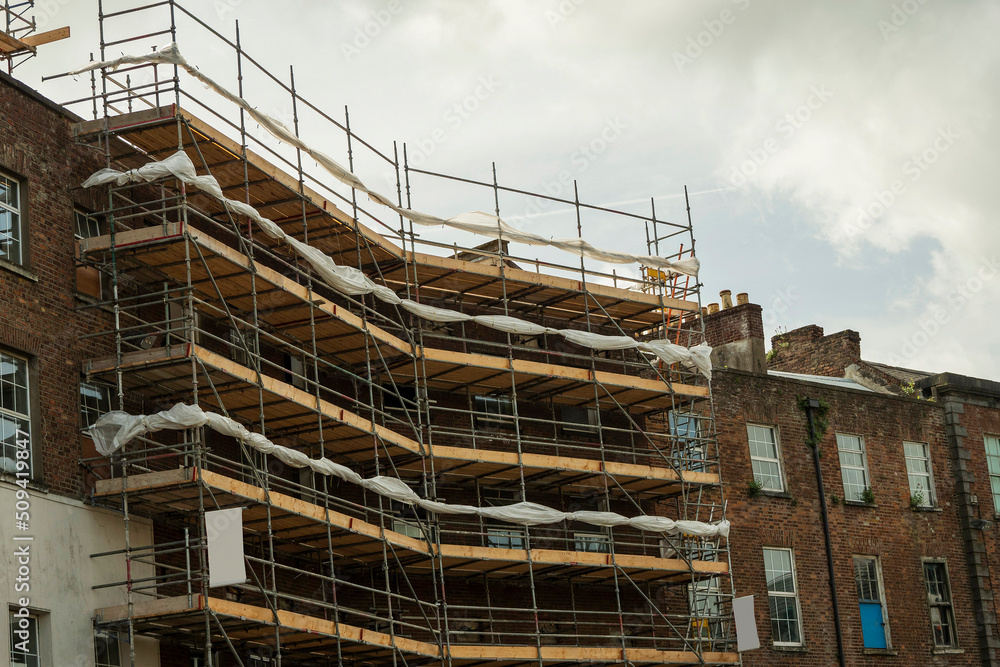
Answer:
[0,481,159,666]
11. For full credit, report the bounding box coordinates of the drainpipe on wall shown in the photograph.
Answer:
[805,397,846,667]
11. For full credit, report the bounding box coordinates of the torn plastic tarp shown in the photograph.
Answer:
[89,403,729,539]
[70,43,698,278]
[82,151,713,379]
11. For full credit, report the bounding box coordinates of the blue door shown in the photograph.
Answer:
[855,557,888,649]
[859,602,887,648]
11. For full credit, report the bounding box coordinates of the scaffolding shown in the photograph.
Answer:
[53,1,737,664]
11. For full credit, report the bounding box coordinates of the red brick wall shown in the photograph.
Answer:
[0,73,114,498]
[701,302,764,348]
[714,369,977,665]
[768,325,861,377]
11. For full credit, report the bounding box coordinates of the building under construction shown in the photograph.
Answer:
[5,1,736,665]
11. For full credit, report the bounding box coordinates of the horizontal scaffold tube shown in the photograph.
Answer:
[81,150,713,379]
[69,43,699,278]
[90,403,729,538]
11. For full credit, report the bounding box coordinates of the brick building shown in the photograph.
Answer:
[0,5,736,666]
[704,299,1000,665]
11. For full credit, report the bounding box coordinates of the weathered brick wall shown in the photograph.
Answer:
[768,325,861,377]
[715,369,977,665]
[0,73,115,498]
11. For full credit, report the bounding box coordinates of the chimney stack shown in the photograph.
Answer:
[696,291,765,374]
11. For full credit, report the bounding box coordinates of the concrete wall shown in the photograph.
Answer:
[0,484,158,666]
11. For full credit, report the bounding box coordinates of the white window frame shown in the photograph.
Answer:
[474,395,515,429]
[671,411,705,471]
[283,353,308,391]
[482,487,525,548]
[904,441,935,507]
[229,325,259,368]
[74,209,102,240]
[747,424,784,492]
[922,558,959,648]
[94,629,122,667]
[9,611,40,667]
[763,547,804,647]
[984,436,1000,514]
[80,381,112,431]
[573,532,610,553]
[0,172,23,266]
[0,351,31,478]
[689,576,722,639]
[853,555,892,649]
[837,433,870,502]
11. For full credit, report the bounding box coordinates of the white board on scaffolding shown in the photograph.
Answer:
[206,508,247,588]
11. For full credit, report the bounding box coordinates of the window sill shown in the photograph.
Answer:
[771,644,808,653]
[844,500,877,508]
[0,473,48,494]
[933,647,964,654]
[863,648,898,656]
[913,505,943,513]
[760,490,793,499]
[0,257,38,282]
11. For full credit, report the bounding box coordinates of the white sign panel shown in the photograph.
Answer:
[206,508,247,588]
[733,595,761,651]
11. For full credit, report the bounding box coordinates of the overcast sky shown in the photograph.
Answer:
[15,0,1000,379]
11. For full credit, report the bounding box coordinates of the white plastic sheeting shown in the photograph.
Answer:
[82,151,713,379]
[69,43,698,278]
[89,403,729,539]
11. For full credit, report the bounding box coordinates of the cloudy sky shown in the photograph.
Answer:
[15,0,1000,378]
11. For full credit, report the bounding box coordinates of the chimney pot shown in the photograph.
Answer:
[707,303,720,315]
[720,290,733,309]
[736,292,749,306]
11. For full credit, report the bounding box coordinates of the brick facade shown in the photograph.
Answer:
[0,71,114,498]
[768,324,862,377]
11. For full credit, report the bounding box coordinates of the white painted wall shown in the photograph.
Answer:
[0,481,160,666]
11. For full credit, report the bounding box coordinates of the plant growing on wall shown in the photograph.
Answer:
[910,491,925,509]
[861,487,876,504]
[747,477,764,498]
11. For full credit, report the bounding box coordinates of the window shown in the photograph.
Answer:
[923,560,958,648]
[671,411,704,471]
[904,442,934,506]
[94,630,121,667]
[229,326,258,367]
[0,352,31,477]
[837,433,870,502]
[474,395,515,429]
[0,173,23,266]
[689,577,722,640]
[854,556,890,649]
[763,547,803,646]
[747,424,783,491]
[482,488,525,548]
[74,209,102,240]
[573,532,610,553]
[282,353,307,391]
[561,405,598,435]
[9,612,39,667]
[80,382,112,430]
[985,436,1000,513]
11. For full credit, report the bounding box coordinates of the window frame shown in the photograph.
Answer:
[573,531,610,553]
[747,423,785,492]
[560,405,599,435]
[94,629,122,667]
[80,380,113,431]
[482,487,525,548]
[9,610,40,667]
[853,554,892,649]
[671,411,705,471]
[0,171,25,268]
[836,432,871,502]
[922,558,959,649]
[763,546,804,647]
[984,435,1000,514]
[903,441,935,507]
[0,350,32,479]
[474,395,516,430]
